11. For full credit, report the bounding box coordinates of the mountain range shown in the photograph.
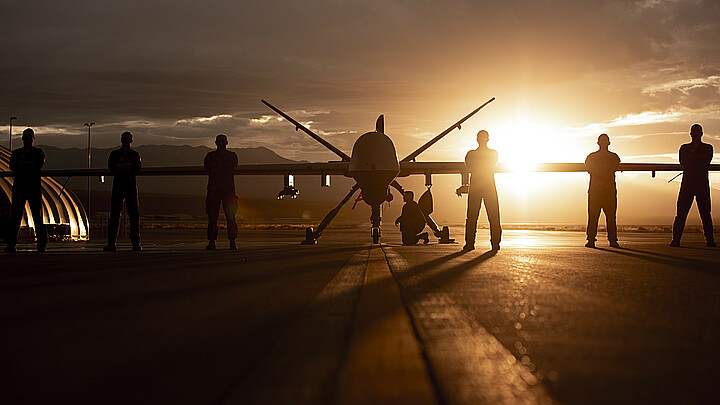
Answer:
[35,145,720,226]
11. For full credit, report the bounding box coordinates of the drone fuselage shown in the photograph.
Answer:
[348,130,400,206]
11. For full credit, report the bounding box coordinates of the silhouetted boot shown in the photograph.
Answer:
[669,239,680,247]
[585,240,595,248]
[206,240,216,250]
[464,220,476,251]
[229,239,237,250]
[707,240,717,247]
[609,241,620,248]
[37,244,47,252]
[132,244,142,251]
[491,242,500,251]
[418,232,429,244]
[103,244,116,252]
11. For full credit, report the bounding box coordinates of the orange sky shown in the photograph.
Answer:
[1,0,719,223]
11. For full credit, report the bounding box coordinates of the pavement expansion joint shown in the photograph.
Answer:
[220,248,370,404]
[333,246,438,405]
[382,246,556,405]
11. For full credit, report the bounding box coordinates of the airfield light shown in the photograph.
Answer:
[84,122,95,238]
[9,116,17,149]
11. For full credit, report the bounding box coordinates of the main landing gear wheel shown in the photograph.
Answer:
[301,227,318,245]
[371,227,380,244]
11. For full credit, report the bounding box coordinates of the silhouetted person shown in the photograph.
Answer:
[4,128,47,253]
[670,124,715,247]
[585,134,621,248]
[104,131,142,252]
[464,130,501,251]
[204,134,238,250]
[394,191,429,245]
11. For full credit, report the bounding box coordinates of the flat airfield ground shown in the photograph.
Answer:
[1,228,718,405]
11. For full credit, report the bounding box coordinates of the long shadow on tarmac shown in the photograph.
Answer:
[0,246,371,324]
[388,248,498,291]
[0,244,366,281]
[596,247,719,276]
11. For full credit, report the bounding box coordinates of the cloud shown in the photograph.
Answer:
[175,114,234,126]
[644,76,720,94]
[250,116,276,125]
[2,0,720,163]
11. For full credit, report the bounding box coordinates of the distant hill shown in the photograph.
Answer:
[39,144,296,169]
[37,144,363,221]
[34,144,719,226]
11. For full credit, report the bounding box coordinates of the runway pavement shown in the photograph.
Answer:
[1,228,718,404]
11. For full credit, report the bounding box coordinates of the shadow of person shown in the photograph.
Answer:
[596,247,718,276]
[390,249,498,292]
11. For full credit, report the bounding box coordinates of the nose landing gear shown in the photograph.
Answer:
[371,226,380,244]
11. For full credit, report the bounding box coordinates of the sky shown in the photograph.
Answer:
[1,0,720,222]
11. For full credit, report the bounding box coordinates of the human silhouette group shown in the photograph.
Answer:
[458,124,715,251]
[2,124,716,252]
[4,131,238,252]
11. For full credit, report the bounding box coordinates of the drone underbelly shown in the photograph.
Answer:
[350,170,399,205]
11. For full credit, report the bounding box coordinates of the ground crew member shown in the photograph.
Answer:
[204,134,238,250]
[394,191,429,245]
[4,128,47,253]
[585,134,621,248]
[670,124,716,247]
[464,130,501,251]
[103,131,142,251]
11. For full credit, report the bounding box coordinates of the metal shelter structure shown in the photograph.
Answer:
[0,145,88,241]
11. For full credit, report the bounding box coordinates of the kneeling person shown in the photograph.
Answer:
[394,191,429,245]
[205,134,239,250]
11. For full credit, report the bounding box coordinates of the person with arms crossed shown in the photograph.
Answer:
[670,124,716,247]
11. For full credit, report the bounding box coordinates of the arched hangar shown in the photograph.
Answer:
[0,145,88,241]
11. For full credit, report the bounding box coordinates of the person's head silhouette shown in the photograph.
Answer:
[21,128,34,147]
[477,130,489,147]
[215,134,228,150]
[690,124,703,142]
[597,133,610,149]
[403,190,414,203]
[121,131,133,148]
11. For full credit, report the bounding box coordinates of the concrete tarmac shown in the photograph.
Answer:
[1,228,718,404]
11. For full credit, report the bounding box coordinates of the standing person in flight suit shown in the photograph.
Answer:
[464,129,501,251]
[584,134,621,248]
[394,191,429,245]
[103,131,142,252]
[670,124,716,247]
[4,128,47,253]
[204,134,239,250]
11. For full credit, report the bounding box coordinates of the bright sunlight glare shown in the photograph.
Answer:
[489,116,585,171]
[460,114,589,193]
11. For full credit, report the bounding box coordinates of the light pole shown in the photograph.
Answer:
[84,122,95,239]
[9,116,17,150]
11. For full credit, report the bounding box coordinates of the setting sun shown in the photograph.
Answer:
[488,116,585,171]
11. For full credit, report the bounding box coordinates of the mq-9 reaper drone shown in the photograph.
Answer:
[6,97,710,245]
[258,97,496,245]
